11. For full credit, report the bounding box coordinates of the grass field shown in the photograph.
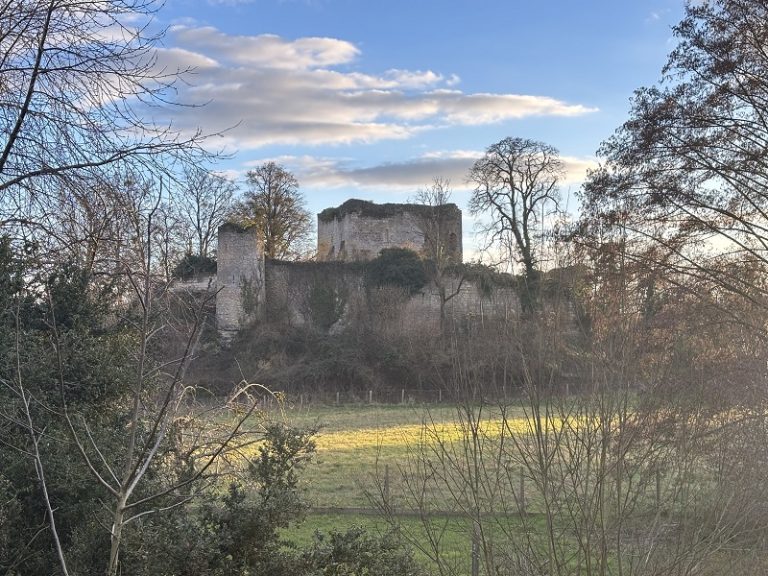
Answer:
[267,402,532,573]
[246,399,764,575]
[279,402,530,508]
[223,392,768,576]
[284,403,458,508]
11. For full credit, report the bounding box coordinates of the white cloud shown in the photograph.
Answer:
[154,47,219,71]
[421,149,484,159]
[158,27,598,149]
[561,156,599,184]
[435,93,596,124]
[169,26,359,69]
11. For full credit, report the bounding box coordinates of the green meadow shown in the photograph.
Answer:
[245,399,754,575]
[280,402,532,508]
[268,402,536,573]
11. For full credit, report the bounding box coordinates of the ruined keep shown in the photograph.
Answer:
[214,199,517,338]
[317,199,462,262]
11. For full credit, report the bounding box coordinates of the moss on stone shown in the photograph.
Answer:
[219,221,256,234]
[317,199,460,223]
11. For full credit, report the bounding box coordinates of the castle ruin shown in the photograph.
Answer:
[216,223,265,337]
[214,199,518,340]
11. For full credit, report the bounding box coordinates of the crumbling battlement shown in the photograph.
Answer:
[317,199,462,263]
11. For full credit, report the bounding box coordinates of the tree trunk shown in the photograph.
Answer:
[439,285,446,333]
[108,496,127,576]
[522,258,539,314]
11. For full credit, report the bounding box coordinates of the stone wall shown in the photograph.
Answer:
[216,223,265,340]
[263,259,518,333]
[264,260,364,329]
[317,199,462,263]
[407,279,519,329]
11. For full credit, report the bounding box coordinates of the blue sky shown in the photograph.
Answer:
[156,0,685,252]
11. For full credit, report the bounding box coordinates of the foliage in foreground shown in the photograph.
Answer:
[0,241,419,576]
[296,526,425,576]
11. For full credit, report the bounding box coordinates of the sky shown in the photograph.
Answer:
[156,0,686,255]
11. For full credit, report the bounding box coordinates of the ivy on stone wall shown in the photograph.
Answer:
[364,248,427,295]
[446,262,516,298]
[306,277,348,331]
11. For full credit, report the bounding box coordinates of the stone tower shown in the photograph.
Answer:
[216,223,265,341]
[316,199,462,262]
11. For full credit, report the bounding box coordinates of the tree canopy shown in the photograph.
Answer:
[581,0,768,323]
[230,162,313,260]
[469,137,564,312]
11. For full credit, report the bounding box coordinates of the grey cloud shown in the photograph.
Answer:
[291,153,597,189]
[311,157,477,189]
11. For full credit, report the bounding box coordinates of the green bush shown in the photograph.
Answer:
[117,424,317,576]
[172,253,217,280]
[296,526,424,576]
[306,277,347,332]
[365,248,426,295]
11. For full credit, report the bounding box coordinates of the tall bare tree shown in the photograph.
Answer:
[0,0,209,232]
[177,166,235,258]
[0,190,269,576]
[581,0,768,329]
[469,138,564,312]
[414,177,464,330]
[230,162,313,260]
[0,4,277,574]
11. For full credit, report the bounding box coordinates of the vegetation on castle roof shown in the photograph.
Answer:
[318,198,461,223]
[218,221,256,234]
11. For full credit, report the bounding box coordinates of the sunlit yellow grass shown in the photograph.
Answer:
[261,403,660,573]
[272,404,538,507]
[221,403,585,508]
[312,417,532,452]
